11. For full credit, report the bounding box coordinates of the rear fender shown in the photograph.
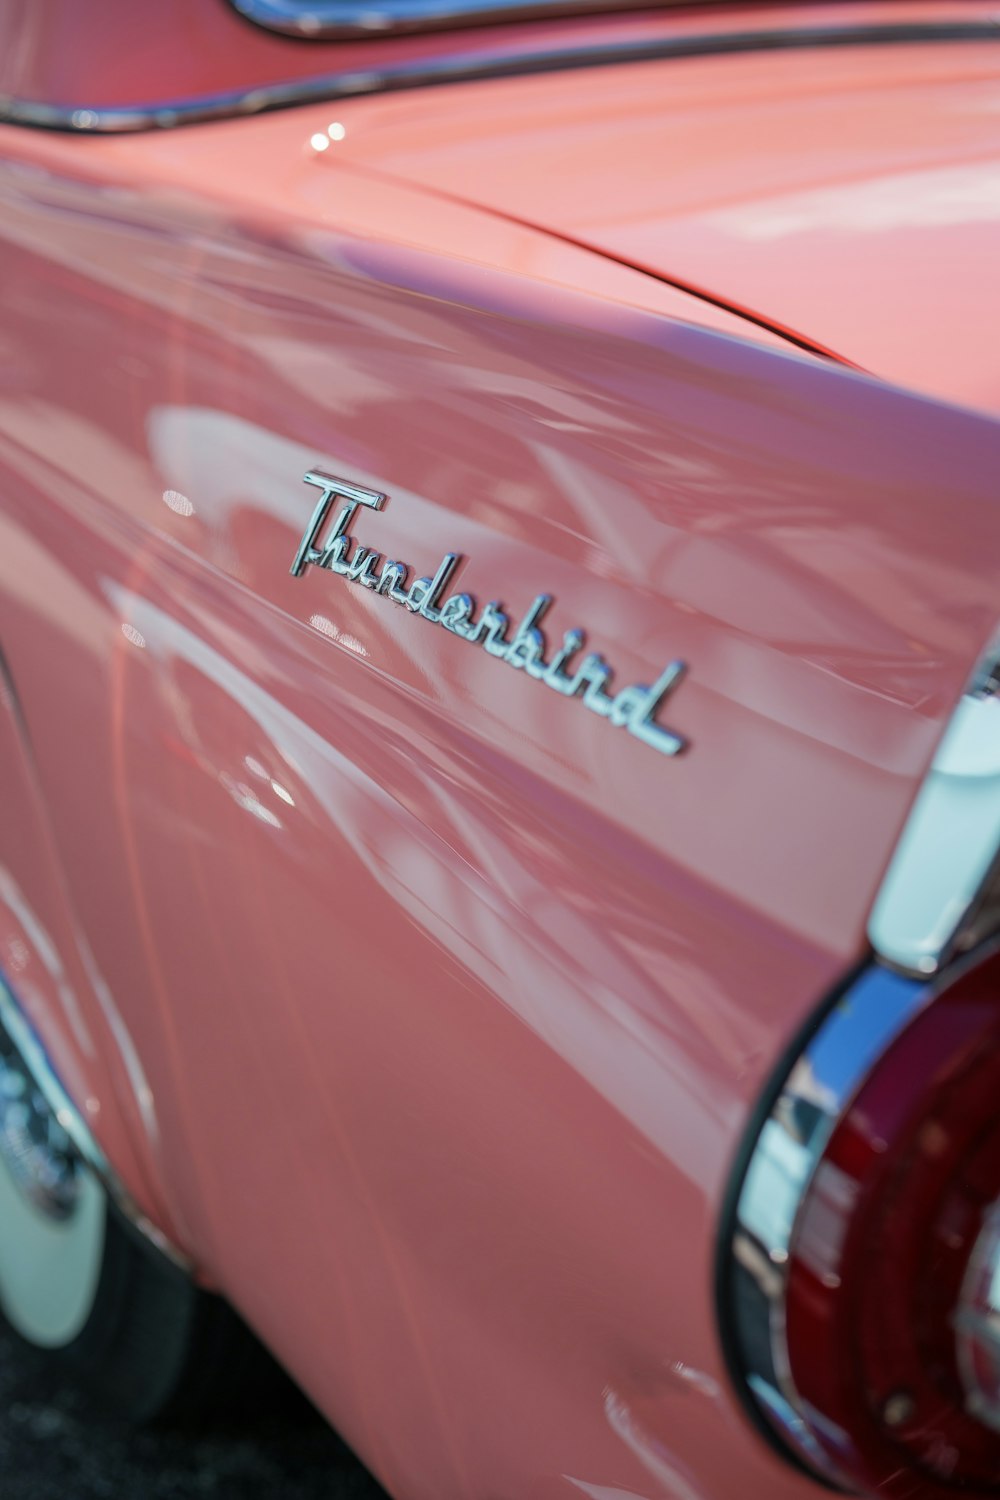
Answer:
[0,650,190,1264]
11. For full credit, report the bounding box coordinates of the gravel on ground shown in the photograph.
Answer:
[0,1326,388,1500]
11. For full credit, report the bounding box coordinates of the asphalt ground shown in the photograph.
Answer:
[0,1325,388,1500]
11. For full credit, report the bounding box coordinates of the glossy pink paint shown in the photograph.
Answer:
[0,662,178,1242]
[0,9,998,1499]
[333,24,1000,416]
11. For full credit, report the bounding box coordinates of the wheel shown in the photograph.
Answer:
[0,1036,105,1350]
[0,1015,287,1425]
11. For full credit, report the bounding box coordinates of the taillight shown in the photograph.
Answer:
[722,947,1000,1496]
[721,634,1000,1496]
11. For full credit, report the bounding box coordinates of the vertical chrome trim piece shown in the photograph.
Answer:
[868,631,1000,977]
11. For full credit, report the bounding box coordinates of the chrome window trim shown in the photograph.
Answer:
[0,19,996,132]
[231,0,697,37]
[230,0,1000,44]
[0,972,190,1271]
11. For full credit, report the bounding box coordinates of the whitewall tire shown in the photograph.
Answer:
[0,991,296,1424]
[0,1143,106,1349]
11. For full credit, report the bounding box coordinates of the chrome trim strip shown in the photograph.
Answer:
[231,0,1000,45]
[1,20,997,132]
[0,973,191,1272]
[232,0,698,36]
[722,960,933,1485]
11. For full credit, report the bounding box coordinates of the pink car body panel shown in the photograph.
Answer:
[333,30,1000,417]
[0,5,999,1497]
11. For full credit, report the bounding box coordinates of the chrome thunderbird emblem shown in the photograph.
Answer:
[291,471,687,758]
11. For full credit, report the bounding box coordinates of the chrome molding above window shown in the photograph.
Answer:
[0,973,190,1271]
[1,19,998,132]
[230,1,1000,44]
[868,631,1000,977]
[232,0,691,35]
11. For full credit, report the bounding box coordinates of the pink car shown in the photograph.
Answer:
[1,2,1000,1496]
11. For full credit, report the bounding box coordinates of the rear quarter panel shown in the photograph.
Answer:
[0,107,999,1499]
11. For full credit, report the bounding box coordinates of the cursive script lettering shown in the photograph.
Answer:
[291,471,687,758]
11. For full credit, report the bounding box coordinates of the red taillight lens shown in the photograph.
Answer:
[787,952,1000,1493]
[723,949,1000,1497]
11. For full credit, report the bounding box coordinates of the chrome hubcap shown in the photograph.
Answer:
[0,1015,105,1349]
[0,1026,81,1222]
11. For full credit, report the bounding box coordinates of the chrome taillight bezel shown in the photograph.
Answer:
[720,628,1000,1493]
[719,939,1000,1496]
[718,958,932,1488]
